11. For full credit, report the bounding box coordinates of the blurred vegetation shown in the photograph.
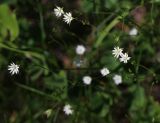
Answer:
[0,0,160,123]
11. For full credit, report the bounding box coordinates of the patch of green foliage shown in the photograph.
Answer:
[0,0,160,123]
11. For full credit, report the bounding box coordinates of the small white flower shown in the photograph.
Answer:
[8,63,20,75]
[76,45,86,55]
[44,109,52,118]
[63,12,73,24]
[113,75,122,85]
[83,76,92,85]
[120,53,131,63]
[129,28,138,36]
[112,47,123,58]
[100,67,110,76]
[63,104,73,115]
[54,6,64,17]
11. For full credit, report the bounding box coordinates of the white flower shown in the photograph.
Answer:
[63,104,73,115]
[120,53,131,63]
[44,109,52,118]
[54,6,64,17]
[129,28,138,36]
[76,45,86,55]
[83,76,92,85]
[113,75,122,85]
[8,63,20,75]
[100,67,110,76]
[63,12,73,24]
[112,47,123,58]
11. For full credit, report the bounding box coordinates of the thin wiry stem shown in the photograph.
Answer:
[15,82,56,100]
[53,107,60,123]
[38,3,46,46]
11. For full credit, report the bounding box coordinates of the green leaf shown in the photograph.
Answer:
[44,71,68,100]
[99,105,109,117]
[90,92,103,110]
[0,4,19,41]
[130,86,146,111]
[100,54,120,70]
[105,0,118,9]
[82,0,93,12]
[141,42,155,55]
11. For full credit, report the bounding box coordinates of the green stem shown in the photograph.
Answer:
[135,50,142,74]
[0,42,45,61]
[94,12,128,48]
[38,4,46,46]
[53,108,60,123]
[15,82,54,100]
